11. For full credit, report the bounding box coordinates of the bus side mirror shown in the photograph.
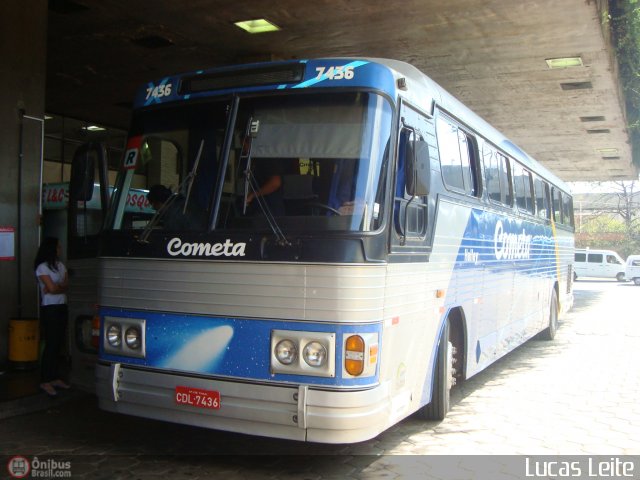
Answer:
[406,140,431,197]
[69,143,98,201]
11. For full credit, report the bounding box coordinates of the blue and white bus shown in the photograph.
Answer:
[89,58,574,443]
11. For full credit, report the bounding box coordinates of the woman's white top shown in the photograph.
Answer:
[35,261,67,305]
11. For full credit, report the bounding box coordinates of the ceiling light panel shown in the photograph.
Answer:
[234,19,280,34]
[546,57,583,69]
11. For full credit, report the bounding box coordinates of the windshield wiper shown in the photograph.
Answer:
[182,139,204,214]
[137,139,204,244]
[240,118,289,246]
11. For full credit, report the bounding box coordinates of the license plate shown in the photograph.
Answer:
[175,386,221,409]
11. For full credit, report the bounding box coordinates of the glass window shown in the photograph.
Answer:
[534,177,550,219]
[575,253,586,262]
[107,93,393,234]
[437,118,465,191]
[562,192,574,227]
[110,93,392,232]
[499,154,513,206]
[588,254,603,263]
[552,188,563,223]
[606,255,621,265]
[436,117,478,196]
[107,101,229,232]
[484,146,512,206]
[513,163,534,214]
[218,93,392,233]
[483,144,500,203]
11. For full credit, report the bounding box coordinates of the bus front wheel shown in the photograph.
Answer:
[419,321,454,421]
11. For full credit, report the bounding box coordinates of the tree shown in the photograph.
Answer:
[610,0,640,170]
[577,180,640,256]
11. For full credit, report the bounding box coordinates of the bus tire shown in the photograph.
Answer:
[539,289,558,341]
[420,321,452,421]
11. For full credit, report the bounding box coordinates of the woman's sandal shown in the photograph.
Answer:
[51,380,70,389]
[40,383,58,397]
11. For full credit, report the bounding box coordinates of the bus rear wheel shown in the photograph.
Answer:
[539,289,558,341]
[419,321,455,421]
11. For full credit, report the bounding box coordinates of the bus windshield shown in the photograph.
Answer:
[106,92,393,234]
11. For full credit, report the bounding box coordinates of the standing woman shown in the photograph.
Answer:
[34,237,71,396]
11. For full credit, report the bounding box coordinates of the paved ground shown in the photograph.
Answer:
[1,280,639,479]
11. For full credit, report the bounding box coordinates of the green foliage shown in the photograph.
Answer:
[580,215,626,233]
[577,211,640,256]
[610,0,640,169]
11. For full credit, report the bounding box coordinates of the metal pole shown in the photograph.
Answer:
[17,112,45,319]
[17,109,24,319]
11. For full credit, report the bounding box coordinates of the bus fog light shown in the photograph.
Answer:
[303,341,327,367]
[275,339,297,365]
[125,327,142,349]
[107,324,122,347]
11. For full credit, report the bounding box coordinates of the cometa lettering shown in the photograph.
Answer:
[167,238,246,257]
[494,220,532,260]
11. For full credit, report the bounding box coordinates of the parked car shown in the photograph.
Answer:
[625,255,640,285]
[573,249,626,281]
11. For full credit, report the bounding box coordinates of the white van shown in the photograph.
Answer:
[625,255,640,285]
[573,249,626,281]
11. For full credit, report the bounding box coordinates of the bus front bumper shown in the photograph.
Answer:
[96,363,392,443]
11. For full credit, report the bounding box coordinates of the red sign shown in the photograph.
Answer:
[175,386,221,409]
[124,135,143,170]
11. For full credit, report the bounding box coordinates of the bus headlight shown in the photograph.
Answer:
[107,324,122,347]
[271,330,335,377]
[125,327,142,350]
[275,339,297,365]
[303,341,327,367]
[102,316,146,358]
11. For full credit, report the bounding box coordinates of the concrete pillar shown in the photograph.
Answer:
[0,1,47,368]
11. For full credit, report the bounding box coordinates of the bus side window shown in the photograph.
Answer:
[483,143,500,203]
[562,192,574,227]
[552,187,563,223]
[499,154,513,206]
[513,163,534,214]
[436,116,479,197]
[534,176,549,220]
[484,144,512,207]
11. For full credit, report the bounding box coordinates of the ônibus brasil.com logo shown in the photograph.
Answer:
[7,456,71,478]
[7,456,30,478]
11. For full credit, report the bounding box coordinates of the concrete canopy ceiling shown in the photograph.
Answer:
[46,0,638,183]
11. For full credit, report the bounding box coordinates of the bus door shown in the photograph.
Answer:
[390,102,432,254]
[66,142,110,390]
